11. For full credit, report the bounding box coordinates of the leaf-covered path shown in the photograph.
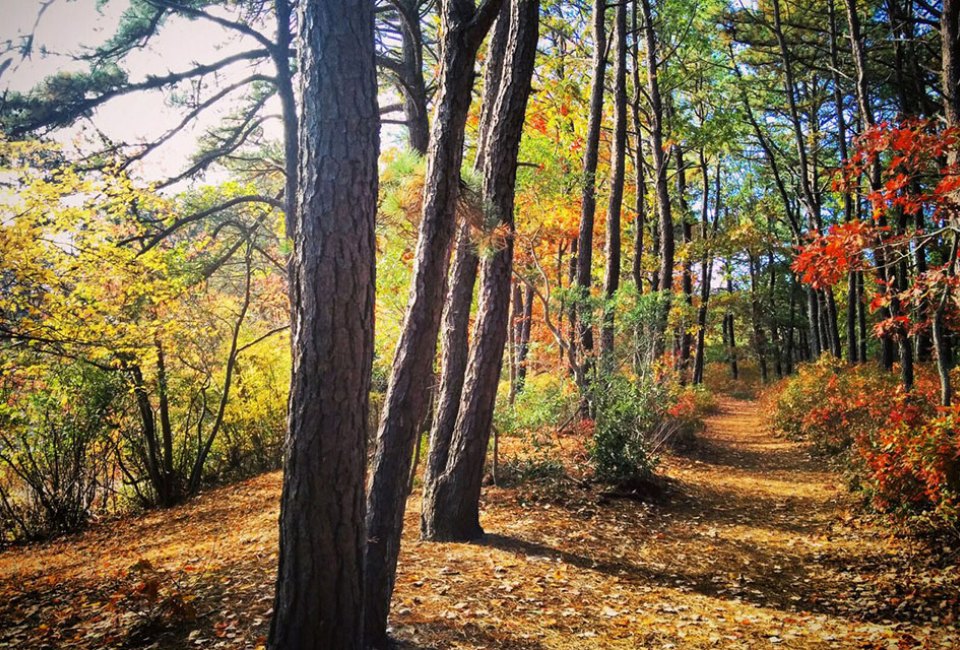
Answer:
[0,397,957,649]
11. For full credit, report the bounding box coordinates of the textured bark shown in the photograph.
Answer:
[641,0,673,294]
[268,0,379,646]
[938,0,959,405]
[945,0,960,127]
[600,0,627,364]
[421,0,539,542]
[575,0,608,361]
[364,1,503,645]
[421,5,509,534]
[422,222,479,495]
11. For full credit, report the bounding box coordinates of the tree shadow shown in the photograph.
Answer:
[476,532,900,624]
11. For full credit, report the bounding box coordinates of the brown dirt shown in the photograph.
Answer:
[1,397,957,649]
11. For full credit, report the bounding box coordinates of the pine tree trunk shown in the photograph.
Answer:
[600,0,627,366]
[364,1,504,645]
[421,0,539,542]
[575,0,608,366]
[269,0,378,645]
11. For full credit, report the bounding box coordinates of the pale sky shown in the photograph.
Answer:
[1,0,286,184]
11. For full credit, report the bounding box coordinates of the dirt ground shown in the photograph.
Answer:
[1,397,957,649]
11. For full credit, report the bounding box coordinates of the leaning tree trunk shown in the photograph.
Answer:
[420,6,510,533]
[421,0,540,542]
[600,0,627,366]
[364,1,503,645]
[268,0,379,646]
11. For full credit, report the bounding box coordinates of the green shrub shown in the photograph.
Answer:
[588,375,664,485]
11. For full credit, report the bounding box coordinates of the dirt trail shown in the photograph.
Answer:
[0,397,957,649]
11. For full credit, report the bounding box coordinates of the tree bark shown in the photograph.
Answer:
[420,6,509,533]
[600,0,627,365]
[640,0,673,296]
[269,0,379,645]
[364,1,503,645]
[421,0,539,542]
[575,0,608,365]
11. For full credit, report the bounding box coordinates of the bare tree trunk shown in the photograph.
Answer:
[421,0,540,542]
[600,0,627,366]
[630,0,646,295]
[641,0,673,297]
[364,1,503,645]
[675,144,693,378]
[421,7,509,530]
[396,0,431,154]
[575,0,608,368]
[269,0,379,645]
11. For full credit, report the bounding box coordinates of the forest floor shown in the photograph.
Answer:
[1,396,958,649]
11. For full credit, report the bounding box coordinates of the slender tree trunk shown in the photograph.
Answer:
[575,0,608,367]
[517,283,534,391]
[509,281,522,403]
[749,255,769,383]
[364,1,503,644]
[423,222,480,494]
[396,0,431,154]
[845,0,897,370]
[273,0,299,241]
[421,0,539,542]
[269,0,379,645]
[724,266,739,380]
[675,145,693,377]
[630,0,646,295]
[421,6,509,516]
[640,0,673,358]
[600,0,627,365]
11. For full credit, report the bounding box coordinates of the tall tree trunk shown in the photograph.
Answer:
[630,0,647,295]
[575,0,608,367]
[749,255,769,383]
[273,0,299,241]
[724,265,739,380]
[600,0,627,366]
[640,0,673,356]
[844,0,897,370]
[422,223,480,496]
[420,4,509,531]
[675,144,693,377]
[269,0,379,645]
[935,0,959,406]
[517,283,534,390]
[421,0,540,543]
[693,154,720,385]
[364,1,503,645]
[828,0,858,363]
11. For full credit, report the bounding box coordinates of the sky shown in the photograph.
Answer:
[0,0,285,183]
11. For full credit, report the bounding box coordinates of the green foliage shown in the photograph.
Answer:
[588,375,665,485]
[0,356,123,542]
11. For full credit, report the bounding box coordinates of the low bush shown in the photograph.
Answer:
[588,373,713,486]
[766,359,960,536]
